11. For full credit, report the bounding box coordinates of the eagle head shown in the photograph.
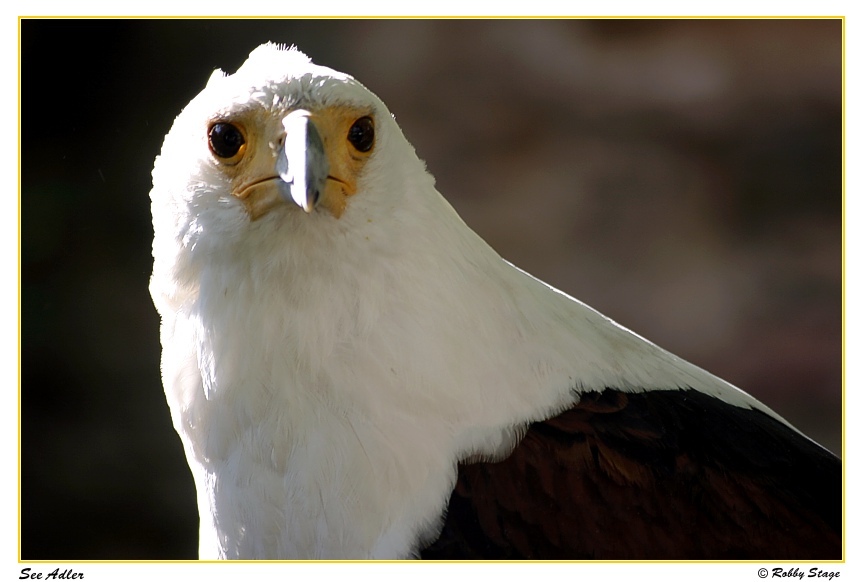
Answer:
[150,44,435,308]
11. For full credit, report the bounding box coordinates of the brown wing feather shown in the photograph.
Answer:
[421,388,841,560]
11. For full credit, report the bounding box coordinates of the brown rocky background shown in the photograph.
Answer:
[21,19,841,558]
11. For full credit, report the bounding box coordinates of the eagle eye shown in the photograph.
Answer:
[347,116,374,153]
[208,122,246,162]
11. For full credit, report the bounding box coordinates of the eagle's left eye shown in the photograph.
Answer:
[347,116,375,153]
[208,122,246,163]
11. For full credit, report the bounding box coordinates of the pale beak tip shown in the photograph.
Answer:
[288,183,314,214]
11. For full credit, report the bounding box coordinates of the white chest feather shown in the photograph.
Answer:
[155,203,579,559]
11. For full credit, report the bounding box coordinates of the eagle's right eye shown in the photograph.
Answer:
[208,122,246,163]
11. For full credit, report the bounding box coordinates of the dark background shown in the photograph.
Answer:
[21,19,842,559]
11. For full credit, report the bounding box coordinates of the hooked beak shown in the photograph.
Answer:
[276,109,330,213]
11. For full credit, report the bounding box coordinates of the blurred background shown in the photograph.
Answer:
[21,18,842,559]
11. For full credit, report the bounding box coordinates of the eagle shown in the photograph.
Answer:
[149,43,841,560]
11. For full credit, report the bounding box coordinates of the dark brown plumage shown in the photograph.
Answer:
[422,389,841,560]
